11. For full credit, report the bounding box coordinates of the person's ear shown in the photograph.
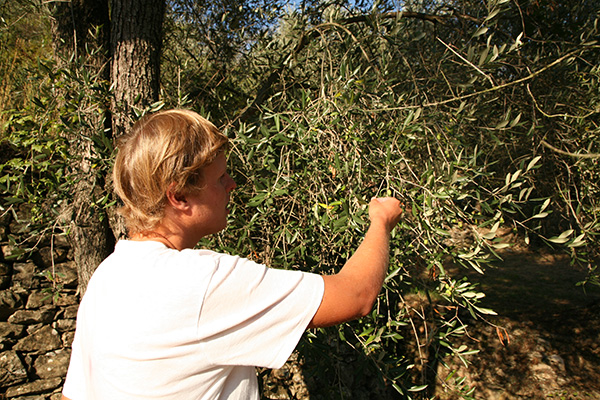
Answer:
[165,183,189,210]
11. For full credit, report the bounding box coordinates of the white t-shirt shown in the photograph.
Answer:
[63,240,324,400]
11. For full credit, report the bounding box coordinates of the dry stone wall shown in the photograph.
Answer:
[0,210,78,399]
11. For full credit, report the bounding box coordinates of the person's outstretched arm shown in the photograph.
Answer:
[309,197,403,328]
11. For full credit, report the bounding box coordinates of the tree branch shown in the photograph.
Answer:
[362,46,600,112]
[541,140,600,159]
[233,9,481,124]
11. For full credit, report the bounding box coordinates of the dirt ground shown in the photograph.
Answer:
[441,244,600,399]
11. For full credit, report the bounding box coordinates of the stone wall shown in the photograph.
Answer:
[0,211,78,399]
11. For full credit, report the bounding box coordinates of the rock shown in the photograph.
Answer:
[39,261,78,290]
[27,323,44,334]
[26,291,54,309]
[262,352,310,400]
[8,306,56,325]
[60,304,79,320]
[1,243,26,261]
[62,331,75,348]
[0,275,10,290]
[50,392,65,400]
[9,219,29,236]
[531,362,560,391]
[52,234,70,249]
[37,245,70,268]
[0,322,26,349]
[0,223,7,241]
[0,350,28,387]
[5,377,63,398]
[53,319,76,333]
[33,349,71,379]
[0,210,12,225]
[14,325,62,353]
[528,350,543,362]
[54,292,79,307]
[0,274,10,289]
[547,354,566,373]
[0,290,24,320]
[54,261,78,288]
[0,261,11,288]
[12,261,39,289]
[9,396,44,400]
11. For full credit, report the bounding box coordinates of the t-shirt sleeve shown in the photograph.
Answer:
[197,254,324,369]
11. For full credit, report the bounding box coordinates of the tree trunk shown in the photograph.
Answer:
[50,0,165,293]
[50,0,115,295]
[110,0,166,137]
[69,155,115,296]
[108,0,166,239]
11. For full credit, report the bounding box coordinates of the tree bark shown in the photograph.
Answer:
[110,0,166,138]
[108,0,166,240]
[50,0,167,293]
[50,0,115,295]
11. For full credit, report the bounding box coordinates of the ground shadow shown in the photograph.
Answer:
[448,247,600,398]
[467,249,600,320]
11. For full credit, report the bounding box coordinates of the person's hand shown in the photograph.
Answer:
[368,197,403,232]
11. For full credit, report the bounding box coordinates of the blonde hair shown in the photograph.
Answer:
[113,109,229,234]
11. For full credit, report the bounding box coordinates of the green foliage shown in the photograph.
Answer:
[213,98,546,398]
[1,28,112,255]
[194,2,600,397]
[2,0,599,398]
[0,0,52,116]
[162,0,286,119]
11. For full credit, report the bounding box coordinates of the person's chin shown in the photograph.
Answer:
[217,218,228,232]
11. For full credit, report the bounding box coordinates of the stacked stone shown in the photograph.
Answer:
[0,210,79,399]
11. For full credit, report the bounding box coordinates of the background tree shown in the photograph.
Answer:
[49,0,114,295]
[183,0,599,396]
[0,0,165,293]
[162,0,284,120]
[109,0,166,240]
[48,0,165,292]
[110,0,166,137]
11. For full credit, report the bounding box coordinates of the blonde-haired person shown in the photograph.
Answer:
[62,109,403,400]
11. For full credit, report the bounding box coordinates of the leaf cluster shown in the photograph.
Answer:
[1,0,599,398]
[1,28,113,258]
[189,1,599,397]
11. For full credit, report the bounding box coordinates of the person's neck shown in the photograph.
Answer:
[131,229,182,251]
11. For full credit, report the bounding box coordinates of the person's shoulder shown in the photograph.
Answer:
[187,248,266,270]
[183,248,221,257]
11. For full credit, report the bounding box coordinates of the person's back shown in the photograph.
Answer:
[66,240,323,399]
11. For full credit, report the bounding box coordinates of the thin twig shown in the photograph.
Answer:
[541,140,600,159]
[438,38,495,87]
[527,84,598,119]
[363,46,600,112]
